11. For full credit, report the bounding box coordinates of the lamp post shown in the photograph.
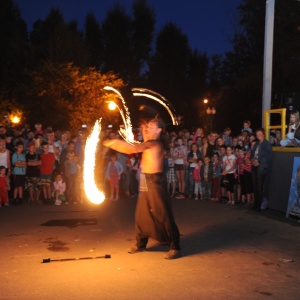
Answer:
[206,106,216,132]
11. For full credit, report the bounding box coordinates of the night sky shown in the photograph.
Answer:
[15,0,243,56]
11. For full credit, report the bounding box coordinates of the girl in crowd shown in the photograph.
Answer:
[105,152,124,200]
[166,142,176,197]
[53,173,66,205]
[280,110,300,147]
[0,165,9,207]
[221,146,237,205]
[172,137,187,199]
[12,141,26,205]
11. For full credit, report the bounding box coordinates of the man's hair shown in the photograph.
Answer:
[16,141,24,147]
[255,128,265,135]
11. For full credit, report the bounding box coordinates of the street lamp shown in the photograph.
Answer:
[206,106,216,132]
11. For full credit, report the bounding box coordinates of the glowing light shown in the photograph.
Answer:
[104,86,137,144]
[83,119,105,205]
[108,102,117,110]
[132,88,179,125]
[11,116,20,124]
[203,99,208,104]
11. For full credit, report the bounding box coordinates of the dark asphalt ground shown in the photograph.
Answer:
[0,197,299,300]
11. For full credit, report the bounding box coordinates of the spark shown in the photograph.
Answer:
[104,86,137,144]
[132,88,179,126]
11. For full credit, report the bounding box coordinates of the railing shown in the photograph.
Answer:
[264,108,287,140]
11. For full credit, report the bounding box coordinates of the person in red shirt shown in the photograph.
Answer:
[40,142,56,203]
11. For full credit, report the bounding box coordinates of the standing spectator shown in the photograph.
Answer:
[243,146,254,206]
[12,141,26,205]
[242,120,253,133]
[193,127,204,142]
[74,129,85,166]
[34,122,45,135]
[166,146,176,197]
[64,151,81,204]
[201,156,213,200]
[236,147,246,203]
[0,165,9,207]
[193,159,203,200]
[40,142,56,203]
[202,132,218,159]
[25,142,42,204]
[251,128,272,211]
[173,137,187,199]
[221,146,237,205]
[0,136,11,172]
[186,143,202,199]
[222,128,233,146]
[105,152,124,200]
[60,141,75,174]
[211,153,222,201]
[128,154,140,197]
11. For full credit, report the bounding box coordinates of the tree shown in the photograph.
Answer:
[0,0,28,98]
[131,0,156,83]
[84,12,103,69]
[30,8,88,67]
[101,3,133,82]
[147,22,191,110]
[25,62,125,131]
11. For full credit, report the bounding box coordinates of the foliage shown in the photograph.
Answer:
[25,62,125,131]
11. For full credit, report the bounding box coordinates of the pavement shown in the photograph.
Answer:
[0,196,299,300]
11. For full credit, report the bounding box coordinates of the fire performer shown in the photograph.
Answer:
[103,118,181,259]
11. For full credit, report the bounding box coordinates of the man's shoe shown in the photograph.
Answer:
[127,246,146,254]
[164,249,182,260]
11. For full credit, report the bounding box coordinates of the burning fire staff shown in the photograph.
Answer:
[103,118,181,259]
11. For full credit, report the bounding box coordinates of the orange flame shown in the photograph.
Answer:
[83,119,105,204]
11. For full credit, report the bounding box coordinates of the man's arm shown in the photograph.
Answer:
[103,139,151,154]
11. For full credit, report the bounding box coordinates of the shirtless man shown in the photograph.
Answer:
[103,118,181,259]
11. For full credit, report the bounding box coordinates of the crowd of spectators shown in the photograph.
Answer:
[0,118,277,211]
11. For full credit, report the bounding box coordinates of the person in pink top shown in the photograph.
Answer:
[0,166,9,207]
[52,173,66,205]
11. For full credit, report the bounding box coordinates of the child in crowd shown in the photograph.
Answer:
[25,142,42,204]
[53,173,66,205]
[64,151,81,204]
[236,147,246,203]
[221,146,237,205]
[105,152,124,200]
[166,145,176,197]
[242,120,253,133]
[40,141,56,203]
[193,159,203,200]
[201,156,213,200]
[280,110,300,147]
[243,147,254,206]
[0,166,9,207]
[211,153,222,201]
[186,143,202,199]
[173,137,187,199]
[193,127,204,142]
[127,153,140,197]
[12,141,26,205]
[222,128,232,146]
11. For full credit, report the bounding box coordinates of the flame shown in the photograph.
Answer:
[83,119,105,204]
[104,86,138,144]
